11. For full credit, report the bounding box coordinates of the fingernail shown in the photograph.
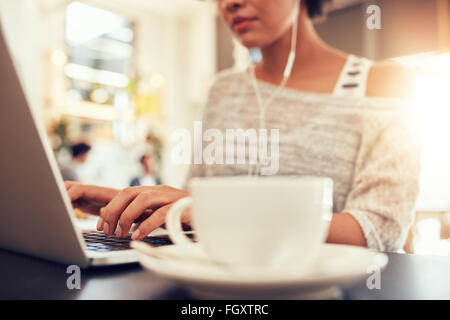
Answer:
[97,217,104,231]
[116,225,122,238]
[131,229,140,240]
[103,222,110,235]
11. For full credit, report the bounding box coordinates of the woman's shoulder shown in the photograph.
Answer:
[366,60,415,99]
[358,60,417,139]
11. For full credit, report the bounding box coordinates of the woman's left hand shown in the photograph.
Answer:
[97,185,190,240]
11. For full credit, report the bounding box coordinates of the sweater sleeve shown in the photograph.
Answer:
[344,106,421,252]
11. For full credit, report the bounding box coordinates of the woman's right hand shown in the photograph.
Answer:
[64,181,119,216]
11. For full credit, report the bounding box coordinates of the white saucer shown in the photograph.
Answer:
[136,243,388,299]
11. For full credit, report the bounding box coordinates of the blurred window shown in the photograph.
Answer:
[65,2,134,105]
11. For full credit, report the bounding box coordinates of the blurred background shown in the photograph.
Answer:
[0,0,449,255]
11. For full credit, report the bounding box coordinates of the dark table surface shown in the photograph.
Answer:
[1,248,449,300]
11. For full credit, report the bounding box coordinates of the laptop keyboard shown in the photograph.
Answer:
[83,231,173,252]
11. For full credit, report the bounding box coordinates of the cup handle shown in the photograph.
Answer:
[165,197,195,248]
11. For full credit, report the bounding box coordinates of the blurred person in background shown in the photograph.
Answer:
[65,0,420,252]
[60,142,91,182]
[130,153,161,187]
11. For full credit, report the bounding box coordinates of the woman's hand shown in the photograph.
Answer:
[65,181,119,216]
[96,185,190,240]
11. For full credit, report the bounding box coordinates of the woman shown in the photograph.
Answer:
[66,0,420,252]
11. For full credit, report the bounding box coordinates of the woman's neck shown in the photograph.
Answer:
[257,10,333,83]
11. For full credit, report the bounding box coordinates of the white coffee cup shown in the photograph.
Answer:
[165,176,333,269]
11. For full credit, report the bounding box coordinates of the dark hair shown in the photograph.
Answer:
[71,143,91,158]
[305,0,330,18]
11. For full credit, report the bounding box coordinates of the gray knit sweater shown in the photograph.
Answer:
[186,69,421,252]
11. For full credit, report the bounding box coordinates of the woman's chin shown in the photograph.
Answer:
[235,32,272,50]
[237,37,262,49]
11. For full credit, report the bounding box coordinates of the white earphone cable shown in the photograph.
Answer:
[248,0,301,176]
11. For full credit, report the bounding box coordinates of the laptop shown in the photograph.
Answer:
[0,23,175,267]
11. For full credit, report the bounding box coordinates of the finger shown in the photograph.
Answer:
[133,209,153,223]
[64,181,76,190]
[68,184,117,206]
[97,207,106,231]
[131,205,170,240]
[116,193,154,238]
[101,188,175,236]
[181,207,192,226]
[101,187,141,236]
[67,185,84,202]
